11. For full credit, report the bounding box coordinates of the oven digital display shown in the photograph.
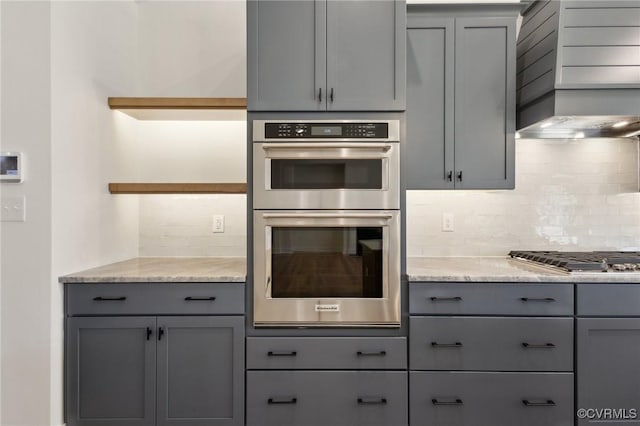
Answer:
[311,126,342,136]
[264,122,389,138]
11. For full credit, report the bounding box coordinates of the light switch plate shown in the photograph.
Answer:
[1,196,26,222]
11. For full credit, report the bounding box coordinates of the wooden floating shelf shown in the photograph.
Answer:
[108,183,247,195]
[108,97,247,110]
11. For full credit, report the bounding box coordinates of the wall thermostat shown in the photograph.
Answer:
[1,152,23,183]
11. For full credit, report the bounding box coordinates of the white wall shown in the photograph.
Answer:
[407,138,640,256]
[50,3,141,425]
[136,0,246,97]
[123,118,246,183]
[139,194,246,257]
[1,2,52,425]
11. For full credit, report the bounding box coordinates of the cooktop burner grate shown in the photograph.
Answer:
[508,251,640,272]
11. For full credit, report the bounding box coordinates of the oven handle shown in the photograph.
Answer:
[261,142,393,151]
[262,212,395,220]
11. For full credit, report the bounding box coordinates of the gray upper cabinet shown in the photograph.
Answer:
[407,6,518,189]
[248,0,406,111]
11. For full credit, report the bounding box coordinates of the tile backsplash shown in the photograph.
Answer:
[139,194,246,257]
[407,138,640,256]
[138,138,639,257]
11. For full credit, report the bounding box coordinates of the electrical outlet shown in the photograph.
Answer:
[212,215,225,233]
[1,196,26,222]
[442,212,454,232]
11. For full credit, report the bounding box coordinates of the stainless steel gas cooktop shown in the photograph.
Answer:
[509,251,640,273]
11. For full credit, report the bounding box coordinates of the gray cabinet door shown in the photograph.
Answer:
[577,318,640,426]
[410,316,573,372]
[66,317,156,426]
[326,0,406,111]
[411,371,574,426]
[247,371,408,426]
[156,316,244,426]
[406,19,455,189]
[247,0,326,111]
[454,17,516,189]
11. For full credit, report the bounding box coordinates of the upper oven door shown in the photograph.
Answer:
[252,120,400,210]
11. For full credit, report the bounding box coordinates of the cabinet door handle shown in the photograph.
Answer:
[93,296,126,301]
[330,87,334,103]
[158,327,165,341]
[146,327,153,341]
[267,351,297,357]
[431,341,463,348]
[358,397,387,405]
[520,297,556,302]
[184,296,216,301]
[522,399,555,407]
[318,87,322,102]
[429,296,462,302]
[432,398,463,406]
[356,350,387,357]
[457,171,463,182]
[522,342,556,349]
[268,397,297,405]
[447,170,453,182]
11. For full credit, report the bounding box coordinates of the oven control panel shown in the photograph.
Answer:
[264,122,389,139]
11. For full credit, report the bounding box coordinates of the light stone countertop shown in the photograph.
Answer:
[407,257,640,283]
[59,257,246,283]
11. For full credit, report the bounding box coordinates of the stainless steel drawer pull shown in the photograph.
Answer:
[522,342,556,349]
[358,397,387,405]
[520,297,555,302]
[267,351,297,357]
[184,296,216,301]
[357,350,387,357]
[268,397,297,405]
[522,399,555,407]
[431,341,463,348]
[93,296,126,301]
[432,398,463,406]
[429,296,462,302]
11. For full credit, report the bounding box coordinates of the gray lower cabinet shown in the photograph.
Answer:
[577,318,640,426]
[66,312,244,426]
[247,371,408,426]
[247,0,406,111]
[410,371,574,426]
[410,317,573,372]
[577,284,640,426]
[65,283,245,426]
[407,6,517,189]
[67,317,156,426]
[409,282,574,426]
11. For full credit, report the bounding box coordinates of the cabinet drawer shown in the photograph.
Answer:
[410,283,573,315]
[410,371,574,426]
[247,371,407,426]
[247,337,406,370]
[577,284,640,316]
[66,283,244,315]
[410,317,573,371]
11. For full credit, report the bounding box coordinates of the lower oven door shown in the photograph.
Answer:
[253,210,401,327]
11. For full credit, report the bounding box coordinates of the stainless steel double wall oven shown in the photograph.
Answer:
[252,119,401,327]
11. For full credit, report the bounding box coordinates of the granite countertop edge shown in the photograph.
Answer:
[59,257,247,284]
[406,256,640,284]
